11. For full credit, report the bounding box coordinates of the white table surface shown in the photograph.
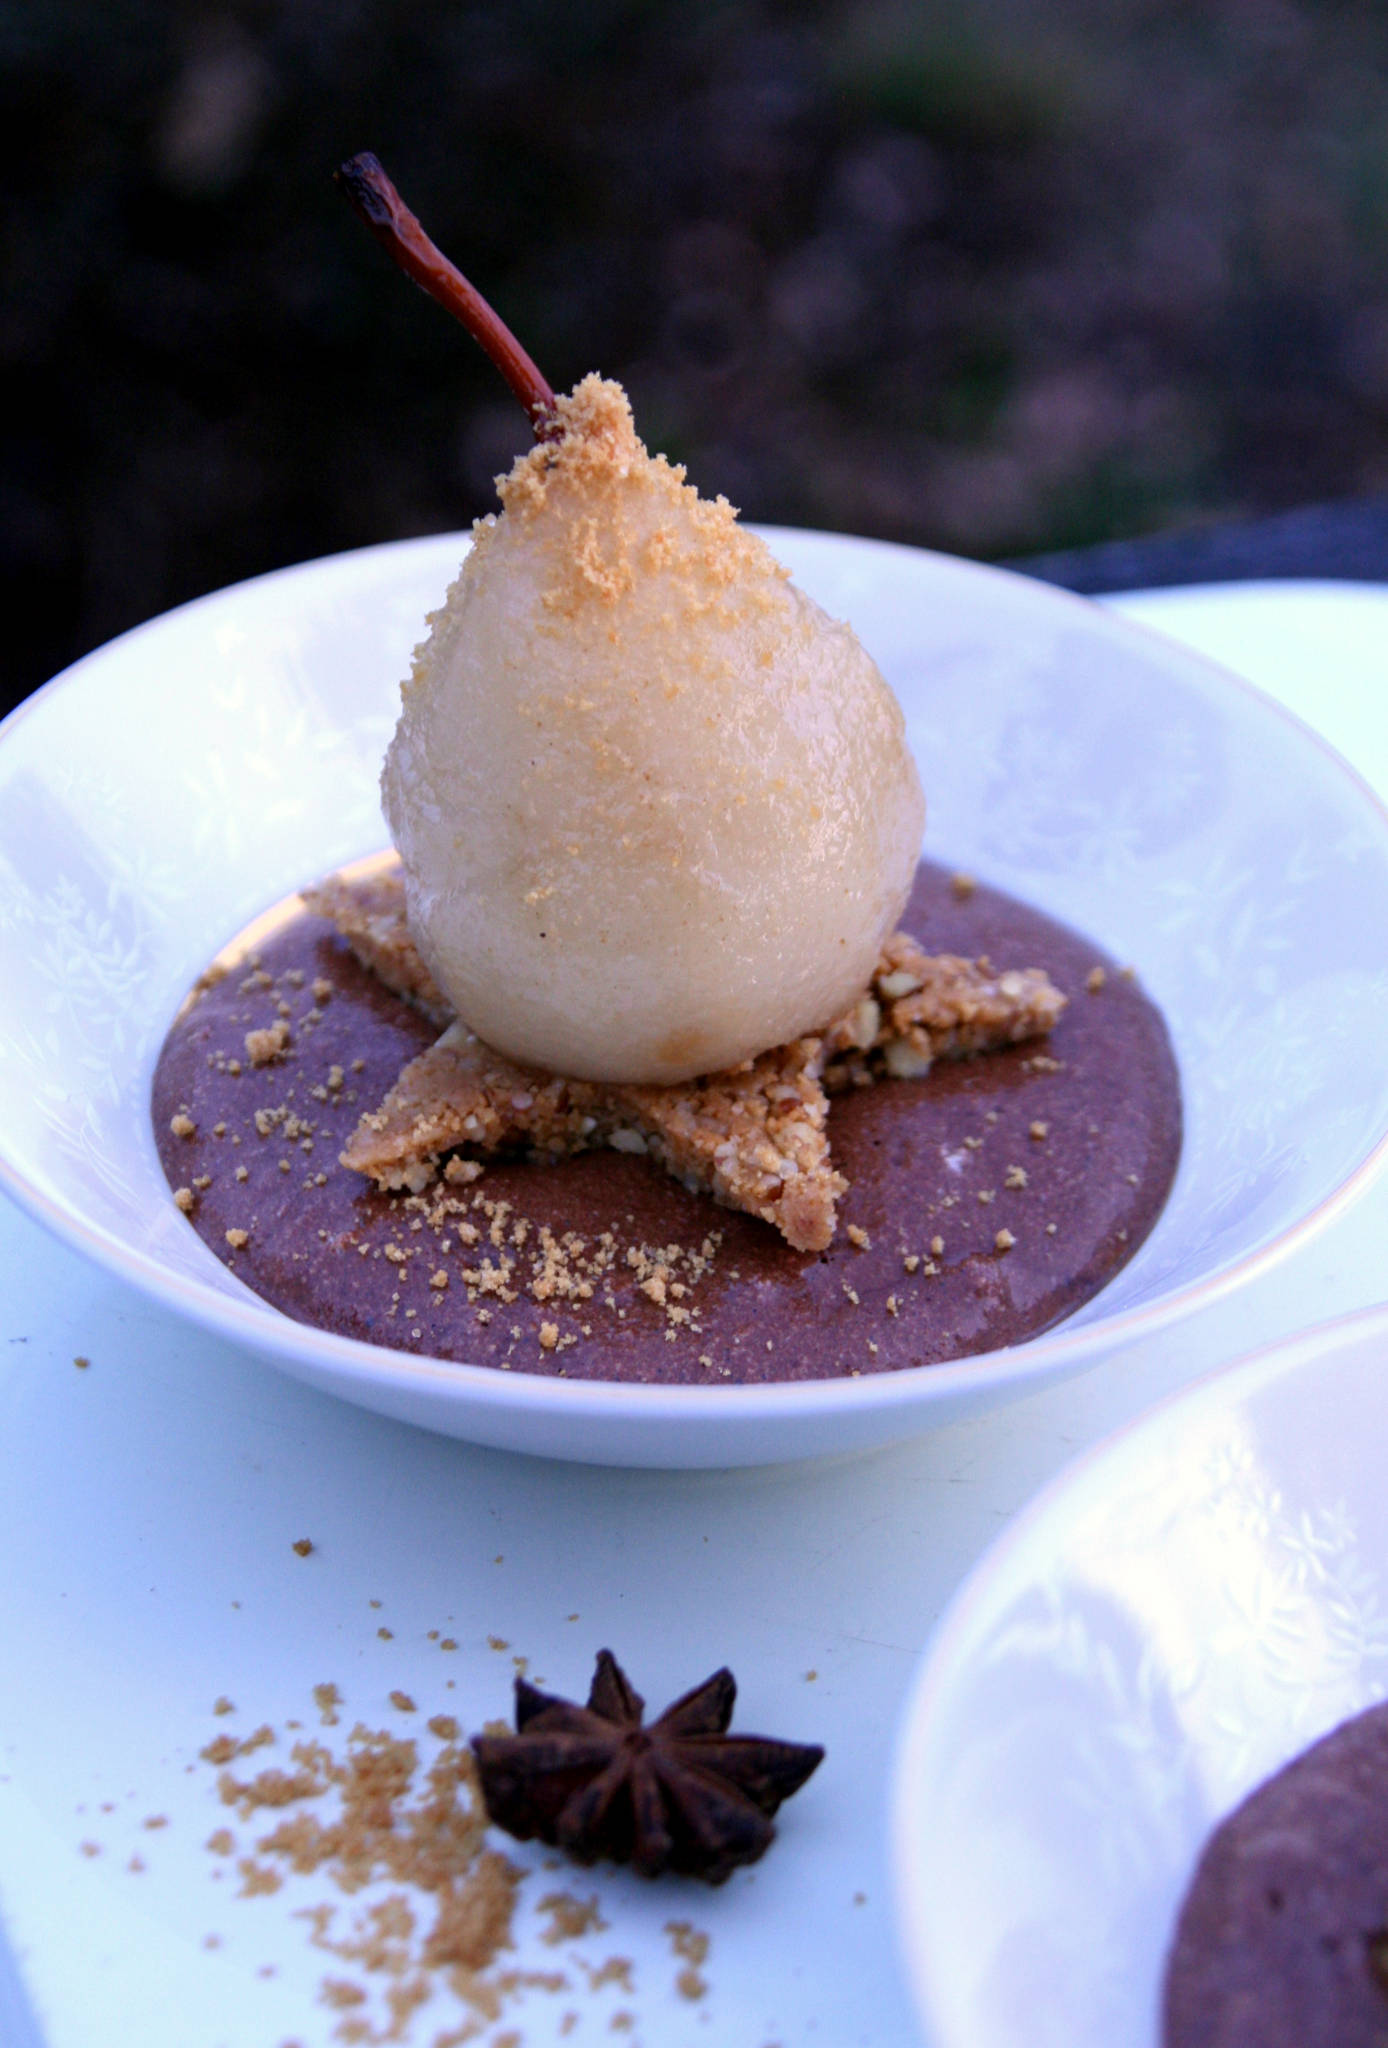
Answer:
[3,579,1386,2048]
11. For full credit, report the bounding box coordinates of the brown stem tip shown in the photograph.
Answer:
[335,151,558,440]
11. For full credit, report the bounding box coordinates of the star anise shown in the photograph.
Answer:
[470,1649,824,1884]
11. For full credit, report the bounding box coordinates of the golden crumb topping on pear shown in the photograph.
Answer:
[492,373,774,603]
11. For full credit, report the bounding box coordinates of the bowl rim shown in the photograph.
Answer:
[4,529,1388,1432]
[887,1293,1388,2045]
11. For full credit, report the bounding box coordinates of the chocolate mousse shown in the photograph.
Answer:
[152,858,1180,1384]
[1164,1700,1388,2048]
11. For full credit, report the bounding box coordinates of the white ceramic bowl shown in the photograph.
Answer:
[2,529,1388,1467]
[891,1300,1388,2048]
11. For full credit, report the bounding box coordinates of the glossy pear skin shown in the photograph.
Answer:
[382,376,925,1084]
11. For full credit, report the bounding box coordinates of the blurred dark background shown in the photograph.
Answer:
[6,0,1388,716]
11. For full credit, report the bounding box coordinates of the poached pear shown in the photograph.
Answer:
[342,157,924,1085]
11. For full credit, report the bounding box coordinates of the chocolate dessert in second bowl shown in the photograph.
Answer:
[1164,1699,1388,2048]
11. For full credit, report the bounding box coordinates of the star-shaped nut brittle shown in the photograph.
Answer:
[305,864,1065,1251]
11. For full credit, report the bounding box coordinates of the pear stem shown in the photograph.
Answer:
[335,153,559,440]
